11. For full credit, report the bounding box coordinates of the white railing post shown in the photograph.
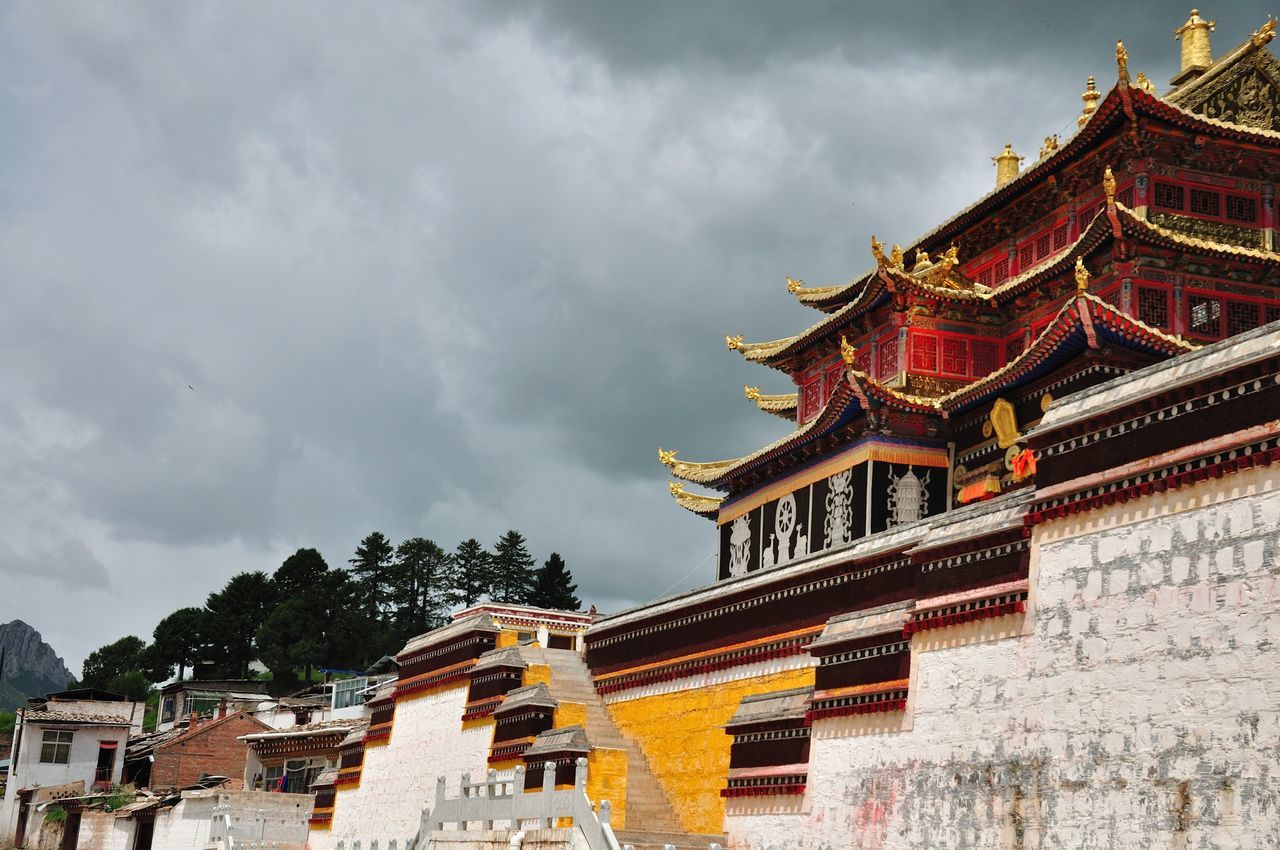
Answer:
[541,762,556,829]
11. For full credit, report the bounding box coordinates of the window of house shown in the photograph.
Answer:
[1005,335,1026,363]
[1154,182,1185,210]
[332,678,368,710]
[877,336,899,380]
[993,258,1009,282]
[1227,300,1260,336]
[978,267,994,288]
[1117,186,1135,208]
[1052,224,1069,251]
[940,337,967,376]
[40,730,73,764]
[971,340,999,377]
[1226,194,1258,223]
[161,697,175,723]
[1018,243,1034,268]
[1189,188,1220,217]
[1137,286,1169,329]
[1188,294,1223,338]
[909,334,938,373]
[800,377,822,422]
[1035,233,1051,259]
[1267,304,1280,324]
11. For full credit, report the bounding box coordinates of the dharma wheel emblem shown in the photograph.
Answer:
[887,466,932,527]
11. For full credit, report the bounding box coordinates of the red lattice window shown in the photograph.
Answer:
[993,258,1009,282]
[1005,335,1026,362]
[1019,244,1034,268]
[1136,286,1169,329]
[1267,304,1280,324]
[940,336,967,376]
[854,344,872,375]
[1189,188,1220,217]
[978,267,994,288]
[877,336,899,379]
[1079,202,1104,225]
[971,340,999,377]
[1118,186,1135,208]
[1188,294,1223,338]
[909,333,938,373]
[1227,300,1259,336]
[1035,233,1051,259]
[1226,194,1258,223]
[1052,223,1069,251]
[1154,182,1185,210]
[800,378,822,422]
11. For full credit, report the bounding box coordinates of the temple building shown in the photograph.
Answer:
[310,12,1280,850]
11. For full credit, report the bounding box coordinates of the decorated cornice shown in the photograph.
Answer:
[667,481,723,519]
[745,385,799,421]
[726,333,801,368]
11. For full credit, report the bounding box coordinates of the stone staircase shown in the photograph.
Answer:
[519,647,725,850]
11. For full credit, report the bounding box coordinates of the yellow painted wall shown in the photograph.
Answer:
[554,701,587,730]
[605,667,815,835]
[586,747,629,829]
[525,663,552,688]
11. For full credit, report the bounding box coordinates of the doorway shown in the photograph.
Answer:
[14,791,31,848]
[94,742,117,789]
[133,817,155,850]
[59,810,81,850]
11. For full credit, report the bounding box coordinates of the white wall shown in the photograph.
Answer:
[314,684,493,850]
[725,466,1280,849]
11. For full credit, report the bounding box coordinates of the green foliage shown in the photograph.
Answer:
[391,538,455,641]
[150,607,209,682]
[81,636,149,692]
[0,710,14,734]
[452,538,494,608]
[205,572,276,678]
[529,553,581,611]
[350,532,396,615]
[44,806,67,824]
[491,530,536,604]
[107,670,150,701]
[104,785,136,812]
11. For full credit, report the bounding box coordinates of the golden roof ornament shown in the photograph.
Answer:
[840,335,857,366]
[911,249,933,273]
[889,244,905,271]
[1078,76,1101,127]
[744,385,761,401]
[1174,9,1215,84]
[992,143,1023,188]
[1074,257,1090,293]
[725,334,743,350]
[786,277,803,294]
[871,235,887,268]
[1039,134,1061,159]
[936,244,960,276]
[1252,18,1277,48]
[658,447,678,467]
[1103,165,1117,203]
[1115,39,1130,85]
[1134,71,1158,95]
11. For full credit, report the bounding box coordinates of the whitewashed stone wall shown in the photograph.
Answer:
[726,466,1280,849]
[317,684,493,850]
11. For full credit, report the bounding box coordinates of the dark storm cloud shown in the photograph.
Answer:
[1,0,1272,668]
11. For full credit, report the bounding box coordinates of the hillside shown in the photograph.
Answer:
[0,620,74,710]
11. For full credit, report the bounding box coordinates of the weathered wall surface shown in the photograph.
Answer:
[317,684,493,850]
[725,466,1280,849]
[605,660,815,836]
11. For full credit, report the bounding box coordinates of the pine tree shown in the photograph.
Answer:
[204,571,276,677]
[529,553,581,611]
[452,538,494,608]
[392,538,456,639]
[350,532,396,615]
[491,530,536,604]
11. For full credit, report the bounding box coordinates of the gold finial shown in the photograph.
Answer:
[1116,39,1130,84]
[1079,76,1101,127]
[840,335,858,366]
[1134,71,1157,95]
[1039,134,1060,159]
[911,249,933,273]
[936,244,960,277]
[1252,18,1277,47]
[668,480,685,497]
[658,447,678,467]
[1074,257,1090,293]
[725,334,743,350]
[786,277,803,294]
[871,235,887,268]
[992,143,1023,187]
[889,244,904,271]
[1103,165,1116,203]
[744,385,761,401]
[1174,9,1215,81]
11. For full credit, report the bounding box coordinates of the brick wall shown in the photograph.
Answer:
[724,465,1280,849]
[150,712,269,790]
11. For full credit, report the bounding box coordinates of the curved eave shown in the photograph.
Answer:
[939,293,1196,415]
[730,335,801,367]
[750,391,799,421]
[752,279,893,368]
[796,271,876,312]
[1118,203,1280,262]
[668,483,723,520]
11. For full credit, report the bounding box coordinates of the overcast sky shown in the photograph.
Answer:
[2,1,1272,673]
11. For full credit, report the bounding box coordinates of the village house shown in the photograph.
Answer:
[154,680,270,733]
[123,704,270,791]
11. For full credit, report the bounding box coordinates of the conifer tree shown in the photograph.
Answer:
[452,538,494,608]
[491,530,536,604]
[392,537,456,639]
[529,553,581,611]
[350,532,396,615]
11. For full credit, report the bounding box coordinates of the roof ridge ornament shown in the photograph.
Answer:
[1116,39,1130,85]
[992,143,1023,187]
[786,277,803,294]
[1103,165,1117,204]
[1074,257,1091,294]
[744,385,761,401]
[1079,76,1101,127]
[658,447,678,467]
[871,235,887,268]
[725,334,743,350]
[1172,9,1214,86]
[1252,17,1277,47]
[840,335,857,366]
[1039,134,1061,159]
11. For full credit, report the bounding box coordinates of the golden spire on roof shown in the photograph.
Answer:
[1252,18,1277,47]
[1174,9,1215,82]
[1074,257,1090,293]
[840,335,857,366]
[744,385,761,401]
[992,143,1023,188]
[1103,165,1117,203]
[1079,76,1101,127]
[725,334,744,350]
[1039,135,1060,159]
[1116,39,1130,85]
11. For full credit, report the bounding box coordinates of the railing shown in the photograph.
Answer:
[407,758,621,850]
[209,803,311,850]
